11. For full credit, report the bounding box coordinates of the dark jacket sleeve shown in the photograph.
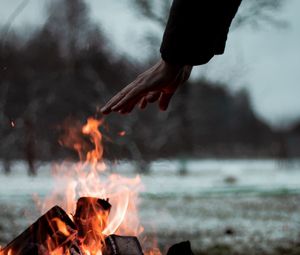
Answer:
[160,0,242,66]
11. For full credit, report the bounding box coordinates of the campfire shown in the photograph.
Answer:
[0,118,193,255]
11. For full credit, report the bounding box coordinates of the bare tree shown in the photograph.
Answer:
[131,0,287,28]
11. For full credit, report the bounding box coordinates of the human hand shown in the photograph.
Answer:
[101,59,193,114]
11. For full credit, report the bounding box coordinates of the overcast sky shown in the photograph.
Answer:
[0,0,299,127]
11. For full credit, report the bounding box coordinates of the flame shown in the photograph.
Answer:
[52,218,71,237]
[82,118,104,170]
[0,249,12,255]
[37,118,145,255]
[146,250,162,255]
[0,117,160,255]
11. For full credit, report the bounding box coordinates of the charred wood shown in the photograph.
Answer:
[167,241,194,255]
[1,206,77,255]
[74,197,111,248]
[103,235,144,255]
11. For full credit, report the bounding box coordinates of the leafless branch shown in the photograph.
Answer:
[1,0,31,48]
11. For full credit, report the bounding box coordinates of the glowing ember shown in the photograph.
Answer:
[147,250,162,255]
[118,131,126,137]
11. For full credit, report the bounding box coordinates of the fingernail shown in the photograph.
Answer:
[101,108,111,114]
[101,109,110,114]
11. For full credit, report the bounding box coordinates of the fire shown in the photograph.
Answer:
[38,118,145,254]
[82,118,104,170]
[52,218,71,237]
[0,117,160,255]
[146,250,162,255]
[0,249,12,255]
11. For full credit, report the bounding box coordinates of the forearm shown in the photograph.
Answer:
[160,0,242,66]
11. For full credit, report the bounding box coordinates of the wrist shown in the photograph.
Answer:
[161,59,188,76]
[161,59,193,79]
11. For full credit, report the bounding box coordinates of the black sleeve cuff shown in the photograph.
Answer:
[160,0,242,66]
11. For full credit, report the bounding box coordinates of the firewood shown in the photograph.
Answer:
[64,240,84,255]
[74,197,111,248]
[102,235,144,255]
[166,241,194,255]
[0,206,77,255]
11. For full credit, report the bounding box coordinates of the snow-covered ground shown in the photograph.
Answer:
[1,159,300,252]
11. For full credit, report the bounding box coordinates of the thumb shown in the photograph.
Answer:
[159,92,174,111]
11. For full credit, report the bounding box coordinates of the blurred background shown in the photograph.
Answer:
[0,0,300,254]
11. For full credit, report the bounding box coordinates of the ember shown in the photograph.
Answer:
[118,131,126,137]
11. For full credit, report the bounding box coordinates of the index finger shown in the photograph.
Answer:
[111,85,146,112]
[101,82,137,114]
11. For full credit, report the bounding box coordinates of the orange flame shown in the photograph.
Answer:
[82,118,104,170]
[37,118,145,254]
[146,250,162,255]
[0,249,12,255]
[0,117,160,255]
[52,218,71,237]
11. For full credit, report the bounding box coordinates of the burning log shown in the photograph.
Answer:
[0,198,113,255]
[74,197,111,238]
[0,197,112,255]
[103,235,144,255]
[0,206,77,255]
[74,197,111,251]
[63,240,84,255]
